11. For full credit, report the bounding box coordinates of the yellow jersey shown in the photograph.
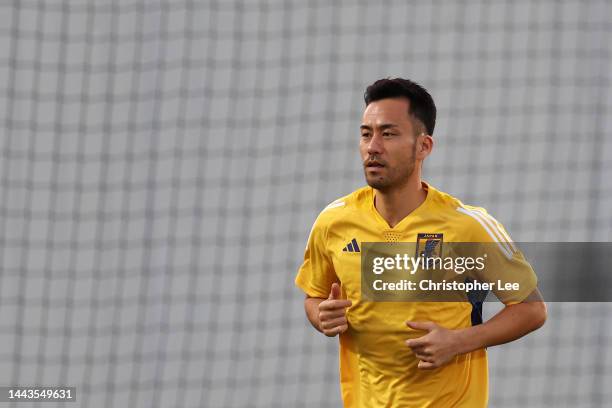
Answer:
[295,182,537,408]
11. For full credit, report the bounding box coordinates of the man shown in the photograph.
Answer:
[295,78,547,407]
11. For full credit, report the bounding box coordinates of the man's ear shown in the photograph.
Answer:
[417,134,434,159]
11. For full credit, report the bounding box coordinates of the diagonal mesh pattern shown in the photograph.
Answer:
[0,1,611,407]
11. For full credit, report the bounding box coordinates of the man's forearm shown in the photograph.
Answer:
[455,300,547,355]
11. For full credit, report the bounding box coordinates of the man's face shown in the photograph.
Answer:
[359,98,421,191]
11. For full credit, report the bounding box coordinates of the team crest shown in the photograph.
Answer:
[415,233,443,258]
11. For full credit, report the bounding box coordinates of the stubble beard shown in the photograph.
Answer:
[364,145,417,192]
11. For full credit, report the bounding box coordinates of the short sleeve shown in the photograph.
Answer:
[481,249,538,305]
[460,206,538,305]
[295,216,337,298]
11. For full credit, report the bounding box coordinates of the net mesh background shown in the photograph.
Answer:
[1,1,611,407]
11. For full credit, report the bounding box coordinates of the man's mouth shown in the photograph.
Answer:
[366,161,385,168]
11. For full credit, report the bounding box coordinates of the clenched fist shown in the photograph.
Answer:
[318,283,352,337]
[405,321,460,369]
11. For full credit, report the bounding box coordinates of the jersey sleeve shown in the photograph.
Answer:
[460,206,538,305]
[295,215,337,298]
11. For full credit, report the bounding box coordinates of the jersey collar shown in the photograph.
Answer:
[369,181,434,231]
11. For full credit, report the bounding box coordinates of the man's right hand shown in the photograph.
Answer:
[317,283,352,337]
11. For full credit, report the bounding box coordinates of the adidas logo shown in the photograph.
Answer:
[342,238,360,253]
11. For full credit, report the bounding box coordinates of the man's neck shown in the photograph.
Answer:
[374,178,427,228]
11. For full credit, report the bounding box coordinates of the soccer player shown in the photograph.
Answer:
[295,78,547,407]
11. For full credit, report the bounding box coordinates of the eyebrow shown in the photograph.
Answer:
[360,123,399,131]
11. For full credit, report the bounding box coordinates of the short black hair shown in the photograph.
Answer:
[364,78,436,136]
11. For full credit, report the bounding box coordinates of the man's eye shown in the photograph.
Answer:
[361,133,371,138]
[383,132,395,137]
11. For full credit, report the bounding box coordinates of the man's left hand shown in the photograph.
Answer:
[405,321,462,370]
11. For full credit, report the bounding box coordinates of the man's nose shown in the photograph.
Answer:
[367,133,383,156]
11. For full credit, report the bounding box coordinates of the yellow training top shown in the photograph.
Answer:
[295,182,537,408]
